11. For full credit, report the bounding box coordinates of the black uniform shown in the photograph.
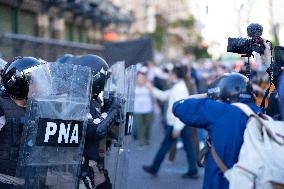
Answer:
[0,95,26,189]
[84,99,102,161]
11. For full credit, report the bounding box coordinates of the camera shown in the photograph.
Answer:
[227,23,265,56]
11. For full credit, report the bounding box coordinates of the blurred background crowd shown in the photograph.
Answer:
[132,55,271,149]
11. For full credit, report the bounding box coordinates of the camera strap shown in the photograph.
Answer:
[260,42,273,112]
[260,83,272,112]
[211,145,228,173]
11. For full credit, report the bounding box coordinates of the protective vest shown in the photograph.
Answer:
[0,96,25,176]
[84,99,101,161]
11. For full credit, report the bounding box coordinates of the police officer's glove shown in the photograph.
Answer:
[102,96,123,113]
[96,110,119,136]
[102,92,115,112]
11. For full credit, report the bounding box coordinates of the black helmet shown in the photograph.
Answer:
[68,54,109,95]
[2,57,43,99]
[207,73,253,103]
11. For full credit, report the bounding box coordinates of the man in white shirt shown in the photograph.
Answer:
[142,65,198,178]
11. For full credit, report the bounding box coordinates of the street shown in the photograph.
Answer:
[127,114,204,189]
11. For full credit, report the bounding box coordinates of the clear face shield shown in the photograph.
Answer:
[15,62,93,189]
[103,61,126,99]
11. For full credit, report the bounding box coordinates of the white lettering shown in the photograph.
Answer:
[128,115,134,133]
[58,123,70,143]
[69,124,78,143]
[44,122,57,143]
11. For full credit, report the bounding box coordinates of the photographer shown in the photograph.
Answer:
[172,73,260,189]
[278,72,284,119]
[264,46,284,120]
[227,23,283,120]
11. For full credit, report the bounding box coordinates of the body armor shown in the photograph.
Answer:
[0,95,25,176]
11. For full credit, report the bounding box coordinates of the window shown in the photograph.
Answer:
[73,25,80,42]
[65,23,73,41]
[18,11,36,35]
[65,22,88,43]
[79,28,88,43]
[48,17,54,38]
[0,5,13,33]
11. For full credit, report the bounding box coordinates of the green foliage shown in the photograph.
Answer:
[149,15,211,59]
[171,15,195,28]
[149,24,166,51]
[185,45,211,59]
[174,16,210,59]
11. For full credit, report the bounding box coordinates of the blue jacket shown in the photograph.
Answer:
[172,98,260,189]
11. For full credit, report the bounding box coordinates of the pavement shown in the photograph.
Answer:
[126,114,204,189]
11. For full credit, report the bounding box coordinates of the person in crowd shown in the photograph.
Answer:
[278,71,284,119]
[172,73,260,189]
[265,45,284,120]
[0,57,44,189]
[133,69,154,146]
[152,65,171,130]
[142,65,198,179]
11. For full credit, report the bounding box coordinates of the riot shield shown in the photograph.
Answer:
[104,61,126,99]
[15,62,92,189]
[103,62,137,189]
[124,65,137,136]
[114,65,136,189]
[103,61,126,189]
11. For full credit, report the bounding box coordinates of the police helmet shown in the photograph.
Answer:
[68,54,109,95]
[207,73,253,103]
[2,57,43,99]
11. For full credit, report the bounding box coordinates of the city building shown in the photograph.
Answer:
[0,0,133,43]
[112,0,194,60]
[0,0,133,60]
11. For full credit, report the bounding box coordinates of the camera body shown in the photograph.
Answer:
[227,23,265,56]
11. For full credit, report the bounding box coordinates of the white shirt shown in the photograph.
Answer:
[134,86,153,114]
[152,80,189,131]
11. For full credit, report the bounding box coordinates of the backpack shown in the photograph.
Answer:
[211,103,284,189]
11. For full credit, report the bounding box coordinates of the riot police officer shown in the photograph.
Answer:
[67,54,120,189]
[172,73,260,189]
[0,57,43,189]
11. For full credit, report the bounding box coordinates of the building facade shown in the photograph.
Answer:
[0,0,133,43]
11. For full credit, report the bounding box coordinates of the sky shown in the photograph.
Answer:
[190,0,273,58]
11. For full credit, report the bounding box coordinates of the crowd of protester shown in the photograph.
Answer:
[132,53,276,182]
